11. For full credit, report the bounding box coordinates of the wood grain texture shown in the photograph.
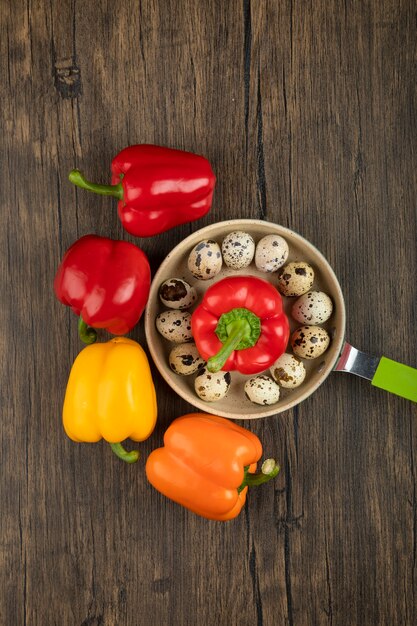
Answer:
[1,1,416,624]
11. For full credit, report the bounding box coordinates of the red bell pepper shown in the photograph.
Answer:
[68,144,216,237]
[54,235,151,343]
[191,276,289,375]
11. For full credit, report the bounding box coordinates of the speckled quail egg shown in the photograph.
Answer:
[159,278,197,310]
[291,291,333,325]
[194,368,231,402]
[255,235,289,272]
[156,310,193,342]
[244,375,280,405]
[188,240,222,280]
[221,231,255,269]
[169,342,205,375]
[291,326,330,359]
[270,353,306,389]
[277,261,315,296]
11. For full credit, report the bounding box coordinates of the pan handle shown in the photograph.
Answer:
[371,357,417,403]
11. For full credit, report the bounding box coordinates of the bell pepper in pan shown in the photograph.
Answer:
[68,144,216,237]
[63,337,157,462]
[191,276,289,375]
[145,414,279,521]
[54,235,151,343]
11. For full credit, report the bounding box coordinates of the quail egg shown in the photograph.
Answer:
[159,278,197,310]
[255,235,289,272]
[244,375,280,405]
[291,326,330,359]
[169,342,205,375]
[188,240,222,280]
[277,261,315,296]
[156,310,193,342]
[270,353,306,388]
[221,231,255,269]
[291,291,333,325]
[194,368,231,402]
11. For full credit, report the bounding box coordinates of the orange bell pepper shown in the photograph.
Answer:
[145,413,279,521]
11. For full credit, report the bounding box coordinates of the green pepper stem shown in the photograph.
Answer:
[238,459,280,493]
[109,443,139,463]
[207,319,250,372]
[78,316,97,344]
[69,169,124,200]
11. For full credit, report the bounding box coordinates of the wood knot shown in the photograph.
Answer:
[152,577,171,594]
[80,616,104,626]
[276,514,304,532]
[54,57,82,99]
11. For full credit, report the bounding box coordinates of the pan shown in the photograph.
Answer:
[145,219,417,419]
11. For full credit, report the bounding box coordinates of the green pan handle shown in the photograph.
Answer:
[371,357,417,402]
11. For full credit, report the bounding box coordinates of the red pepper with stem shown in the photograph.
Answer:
[191,276,289,375]
[54,235,151,343]
[68,144,216,237]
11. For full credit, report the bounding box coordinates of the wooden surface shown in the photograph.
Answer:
[1,1,416,624]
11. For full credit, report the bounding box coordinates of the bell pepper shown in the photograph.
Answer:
[68,144,216,237]
[191,276,289,375]
[146,413,279,520]
[63,337,157,462]
[54,235,151,344]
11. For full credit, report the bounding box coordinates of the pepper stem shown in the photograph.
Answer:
[78,316,97,344]
[207,318,250,372]
[69,169,124,200]
[238,459,280,493]
[207,308,261,373]
[109,443,139,464]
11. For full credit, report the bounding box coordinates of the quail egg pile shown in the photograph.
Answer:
[155,230,335,408]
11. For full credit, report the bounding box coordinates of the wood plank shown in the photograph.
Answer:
[1,0,416,624]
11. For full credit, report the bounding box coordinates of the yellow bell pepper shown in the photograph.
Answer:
[63,337,157,462]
